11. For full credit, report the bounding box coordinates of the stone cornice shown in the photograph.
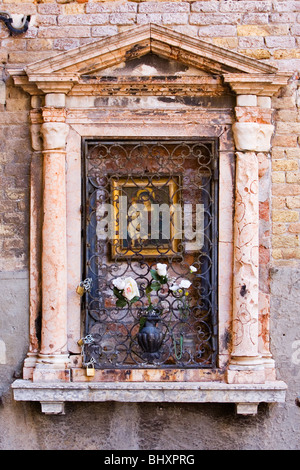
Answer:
[223,73,290,96]
[8,24,287,97]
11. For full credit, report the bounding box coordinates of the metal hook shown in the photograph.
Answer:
[0,12,30,35]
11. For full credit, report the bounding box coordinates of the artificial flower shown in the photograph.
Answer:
[190,265,197,273]
[170,284,180,291]
[179,279,192,289]
[156,263,168,277]
[123,277,140,301]
[112,277,126,291]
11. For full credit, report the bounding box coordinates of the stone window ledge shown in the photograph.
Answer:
[12,379,287,416]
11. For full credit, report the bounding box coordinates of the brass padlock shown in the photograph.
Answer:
[86,363,95,377]
[76,284,85,296]
[77,338,84,347]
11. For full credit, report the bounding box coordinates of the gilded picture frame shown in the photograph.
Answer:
[110,176,180,258]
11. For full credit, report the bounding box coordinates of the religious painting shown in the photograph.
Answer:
[110,176,180,258]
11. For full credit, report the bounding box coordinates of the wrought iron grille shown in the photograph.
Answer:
[82,139,218,369]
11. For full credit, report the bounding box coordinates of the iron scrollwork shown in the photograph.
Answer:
[82,140,218,369]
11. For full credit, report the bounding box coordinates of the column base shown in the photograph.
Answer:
[22,352,38,380]
[32,354,71,383]
[226,356,266,384]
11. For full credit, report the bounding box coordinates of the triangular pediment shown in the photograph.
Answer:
[9,24,290,97]
[25,23,277,78]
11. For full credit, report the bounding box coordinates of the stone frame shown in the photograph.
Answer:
[9,24,289,414]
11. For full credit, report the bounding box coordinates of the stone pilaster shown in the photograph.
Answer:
[227,93,274,384]
[23,100,43,380]
[33,94,70,383]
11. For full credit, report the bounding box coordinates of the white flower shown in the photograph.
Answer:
[179,279,192,289]
[156,263,168,277]
[112,277,126,291]
[190,265,197,273]
[170,284,180,292]
[123,277,140,301]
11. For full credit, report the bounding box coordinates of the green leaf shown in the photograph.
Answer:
[151,281,161,291]
[150,269,159,281]
[116,298,127,308]
[139,316,146,330]
[130,296,140,305]
[113,286,124,300]
[145,285,152,295]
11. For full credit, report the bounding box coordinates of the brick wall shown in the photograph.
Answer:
[0,0,299,269]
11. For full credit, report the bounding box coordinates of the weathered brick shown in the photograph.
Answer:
[238,48,270,59]
[191,2,219,13]
[53,38,80,50]
[63,3,85,15]
[286,196,300,209]
[272,134,298,147]
[273,184,300,197]
[242,13,269,24]
[290,25,300,36]
[272,248,282,259]
[286,148,300,159]
[288,223,300,233]
[237,25,289,36]
[273,234,299,248]
[86,2,138,13]
[272,160,299,171]
[36,15,58,27]
[91,25,119,37]
[275,110,298,122]
[8,51,56,64]
[220,1,272,13]
[272,148,286,159]
[272,210,299,223]
[273,222,287,234]
[273,1,300,13]
[286,172,300,184]
[58,14,109,25]
[265,36,296,48]
[1,38,27,51]
[37,3,62,15]
[213,37,238,49]
[136,13,162,24]
[272,172,285,183]
[38,26,91,38]
[198,25,237,37]
[163,13,188,24]
[274,49,300,60]
[272,96,296,108]
[139,2,190,13]
[109,13,136,24]
[190,13,242,25]
[26,38,53,51]
[238,36,265,48]
[269,13,297,23]
[281,248,300,259]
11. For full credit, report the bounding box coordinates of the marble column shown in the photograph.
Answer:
[227,94,274,384]
[33,94,70,382]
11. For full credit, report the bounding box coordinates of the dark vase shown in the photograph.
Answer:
[137,308,164,362]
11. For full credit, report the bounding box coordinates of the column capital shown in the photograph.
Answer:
[232,122,274,152]
[41,122,69,151]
